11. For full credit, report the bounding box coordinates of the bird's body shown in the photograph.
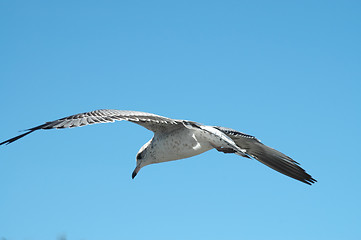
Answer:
[147,128,213,163]
[0,109,317,185]
[140,125,245,164]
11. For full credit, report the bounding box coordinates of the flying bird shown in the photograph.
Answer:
[0,109,316,185]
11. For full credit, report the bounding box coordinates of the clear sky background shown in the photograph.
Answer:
[1,1,360,239]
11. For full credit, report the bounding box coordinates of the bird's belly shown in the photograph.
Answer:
[150,129,213,163]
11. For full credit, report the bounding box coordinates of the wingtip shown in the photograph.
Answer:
[0,139,14,146]
[303,176,317,185]
[0,130,35,146]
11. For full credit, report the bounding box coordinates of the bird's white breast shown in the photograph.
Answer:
[149,128,213,163]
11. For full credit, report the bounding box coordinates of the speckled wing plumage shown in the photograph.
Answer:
[0,109,182,145]
[214,126,317,185]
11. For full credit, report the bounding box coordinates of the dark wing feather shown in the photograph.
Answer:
[0,109,182,145]
[214,126,317,185]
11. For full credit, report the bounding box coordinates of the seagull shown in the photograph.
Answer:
[0,109,316,185]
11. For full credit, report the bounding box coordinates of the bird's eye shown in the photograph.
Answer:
[136,151,144,160]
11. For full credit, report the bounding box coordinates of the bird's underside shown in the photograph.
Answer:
[0,109,317,185]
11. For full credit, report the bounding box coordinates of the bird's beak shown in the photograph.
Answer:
[132,164,141,179]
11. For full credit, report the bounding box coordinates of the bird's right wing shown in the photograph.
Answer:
[0,109,183,146]
[214,126,317,185]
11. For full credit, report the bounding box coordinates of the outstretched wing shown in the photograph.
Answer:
[214,126,317,185]
[0,109,182,145]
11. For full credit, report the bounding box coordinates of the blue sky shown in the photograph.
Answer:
[1,0,360,239]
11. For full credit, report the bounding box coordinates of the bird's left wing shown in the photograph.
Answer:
[214,126,317,185]
[0,109,182,145]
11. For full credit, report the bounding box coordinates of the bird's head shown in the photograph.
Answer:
[132,139,153,179]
